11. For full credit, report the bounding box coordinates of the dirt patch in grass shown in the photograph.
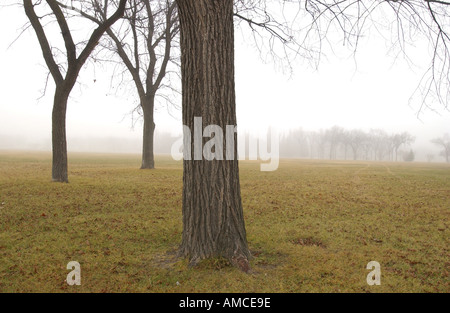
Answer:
[152,248,180,269]
[290,237,327,248]
[251,249,289,272]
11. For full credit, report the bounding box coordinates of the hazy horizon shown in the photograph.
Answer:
[1,3,449,163]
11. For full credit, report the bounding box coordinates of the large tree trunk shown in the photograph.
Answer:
[141,97,156,169]
[176,0,251,272]
[52,87,69,183]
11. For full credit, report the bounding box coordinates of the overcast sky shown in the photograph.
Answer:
[0,3,449,159]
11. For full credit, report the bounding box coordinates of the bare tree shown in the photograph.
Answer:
[370,129,390,161]
[431,133,450,162]
[175,0,449,272]
[391,132,415,162]
[306,130,327,159]
[58,0,180,169]
[325,125,344,160]
[23,0,127,182]
[348,129,367,161]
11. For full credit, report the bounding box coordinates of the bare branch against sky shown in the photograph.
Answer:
[234,0,450,113]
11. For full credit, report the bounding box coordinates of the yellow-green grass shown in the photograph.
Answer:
[0,151,449,292]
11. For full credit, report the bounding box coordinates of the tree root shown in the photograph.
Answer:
[231,254,251,273]
[178,248,252,273]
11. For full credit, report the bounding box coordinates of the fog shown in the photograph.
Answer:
[0,5,449,163]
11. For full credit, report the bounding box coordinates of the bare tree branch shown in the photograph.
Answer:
[234,0,450,112]
[24,0,64,84]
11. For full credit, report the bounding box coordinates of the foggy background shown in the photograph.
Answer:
[0,4,449,162]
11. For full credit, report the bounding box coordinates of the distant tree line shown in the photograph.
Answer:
[431,133,450,163]
[279,126,416,162]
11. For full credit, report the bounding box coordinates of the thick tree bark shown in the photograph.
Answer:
[52,86,69,183]
[141,97,156,169]
[176,0,251,272]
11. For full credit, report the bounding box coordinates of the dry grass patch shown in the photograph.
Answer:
[0,151,449,292]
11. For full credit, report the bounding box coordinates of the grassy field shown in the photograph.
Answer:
[0,151,449,293]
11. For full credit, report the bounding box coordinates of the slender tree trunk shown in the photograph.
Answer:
[176,0,251,272]
[52,86,69,183]
[141,97,156,169]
